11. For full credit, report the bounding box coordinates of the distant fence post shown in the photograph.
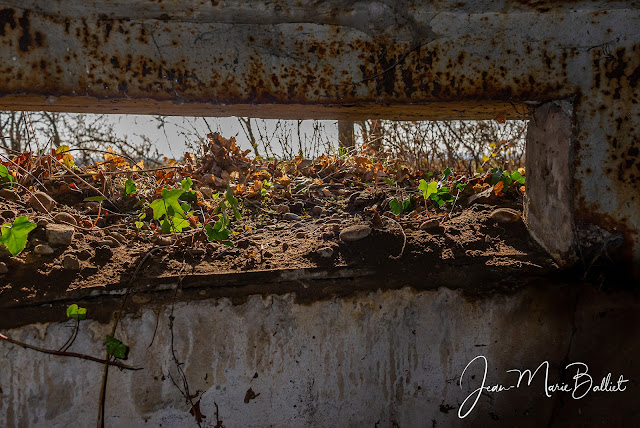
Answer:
[338,120,354,149]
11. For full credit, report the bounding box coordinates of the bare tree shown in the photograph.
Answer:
[0,111,162,166]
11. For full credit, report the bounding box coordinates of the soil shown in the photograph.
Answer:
[0,188,560,329]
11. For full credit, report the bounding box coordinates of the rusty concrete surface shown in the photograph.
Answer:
[1,284,638,427]
[0,1,638,267]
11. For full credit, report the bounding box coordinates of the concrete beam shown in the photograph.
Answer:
[0,1,638,269]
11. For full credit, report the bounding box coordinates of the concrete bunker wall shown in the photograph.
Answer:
[2,284,639,427]
[0,0,638,270]
[0,1,639,426]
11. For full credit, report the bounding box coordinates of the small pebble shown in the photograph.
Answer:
[295,231,307,239]
[46,223,74,246]
[339,224,372,242]
[54,212,77,226]
[419,218,441,230]
[34,244,55,255]
[316,247,334,258]
[489,208,521,223]
[0,261,8,274]
[0,188,19,201]
[311,206,324,216]
[154,236,173,246]
[29,192,56,213]
[62,254,80,270]
[96,238,120,248]
[283,213,301,221]
[109,232,126,244]
[187,248,206,257]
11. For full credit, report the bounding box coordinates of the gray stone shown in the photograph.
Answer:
[109,232,126,244]
[46,223,74,246]
[316,247,334,258]
[490,208,522,223]
[34,244,55,255]
[0,188,19,201]
[419,219,442,230]
[62,254,80,270]
[283,213,301,221]
[96,238,120,248]
[53,212,77,226]
[29,192,56,213]
[339,225,371,242]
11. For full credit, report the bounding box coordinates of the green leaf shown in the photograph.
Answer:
[66,304,87,321]
[105,335,128,359]
[134,221,144,229]
[510,171,526,184]
[124,179,137,196]
[426,181,438,200]
[442,168,452,180]
[205,220,232,243]
[389,199,402,215]
[84,196,106,202]
[150,188,186,220]
[0,216,37,256]
[0,164,16,187]
[181,177,193,191]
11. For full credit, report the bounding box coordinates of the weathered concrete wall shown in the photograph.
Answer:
[1,284,638,427]
[525,101,576,265]
[0,1,638,271]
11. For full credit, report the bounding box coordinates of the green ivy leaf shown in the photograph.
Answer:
[124,178,137,196]
[510,171,525,184]
[0,216,37,256]
[442,167,452,180]
[105,335,128,360]
[0,164,16,187]
[389,199,402,215]
[181,177,193,192]
[205,220,232,246]
[66,304,87,321]
[150,188,186,220]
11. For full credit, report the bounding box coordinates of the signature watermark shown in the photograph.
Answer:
[458,355,629,419]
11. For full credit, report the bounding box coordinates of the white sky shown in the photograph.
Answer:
[110,115,339,159]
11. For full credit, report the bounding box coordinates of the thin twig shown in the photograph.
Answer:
[385,217,407,260]
[0,332,141,370]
